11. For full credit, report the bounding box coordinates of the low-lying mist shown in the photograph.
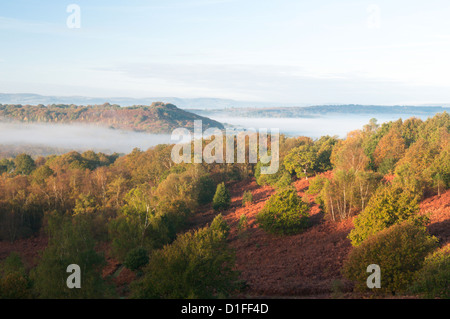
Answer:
[0,122,174,154]
[0,113,433,157]
[211,113,432,138]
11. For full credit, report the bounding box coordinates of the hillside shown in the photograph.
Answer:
[0,102,224,133]
[1,174,448,298]
[186,175,450,298]
[187,174,353,297]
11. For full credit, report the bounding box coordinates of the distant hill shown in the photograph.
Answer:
[0,102,224,133]
[0,93,279,109]
[2,93,449,111]
[190,104,448,118]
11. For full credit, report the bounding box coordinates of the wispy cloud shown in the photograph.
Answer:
[0,16,65,34]
[0,16,125,40]
[333,41,450,53]
[89,0,237,14]
[88,62,450,104]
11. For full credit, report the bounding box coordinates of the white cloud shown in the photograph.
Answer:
[87,62,450,104]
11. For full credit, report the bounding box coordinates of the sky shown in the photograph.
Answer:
[1,0,450,105]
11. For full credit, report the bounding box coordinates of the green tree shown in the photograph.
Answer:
[313,135,338,172]
[156,199,190,242]
[242,190,253,206]
[196,175,216,205]
[0,252,32,299]
[32,213,112,298]
[109,213,169,262]
[32,165,54,185]
[121,186,156,243]
[0,158,14,174]
[212,182,231,211]
[373,128,406,174]
[81,150,100,170]
[109,186,186,261]
[401,117,422,147]
[209,213,230,239]
[237,215,249,234]
[393,138,440,197]
[306,175,328,208]
[417,112,449,145]
[109,215,142,261]
[342,221,438,295]
[14,154,36,175]
[322,169,356,221]
[283,144,317,179]
[348,185,423,246]
[331,130,369,172]
[256,188,309,235]
[321,169,380,221]
[130,216,239,299]
[409,245,450,299]
[155,165,210,211]
[427,146,450,195]
[255,161,290,188]
[124,247,149,272]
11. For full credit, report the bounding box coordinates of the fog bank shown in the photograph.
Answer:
[0,122,174,154]
[212,114,432,138]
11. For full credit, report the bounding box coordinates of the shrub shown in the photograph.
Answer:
[237,215,248,233]
[130,220,239,299]
[225,165,242,182]
[109,215,142,261]
[348,185,422,246]
[0,253,32,299]
[256,188,309,235]
[157,199,190,242]
[409,245,450,299]
[109,213,170,262]
[306,176,328,208]
[32,213,113,298]
[274,171,292,189]
[124,247,149,271]
[0,272,31,299]
[306,175,327,195]
[14,154,36,175]
[156,166,211,211]
[331,279,345,299]
[283,144,317,179]
[0,158,14,174]
[342,221,438,295]
[242,190,253,207]
[255,161,289,187]
[210,214,230,239]
[197,175,216,205]
[378,157,397,175]
[32,165,54,185]
[109,187,176,261]
[212,182,231,211]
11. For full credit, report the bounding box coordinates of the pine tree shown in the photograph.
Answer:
[212,182,231,211]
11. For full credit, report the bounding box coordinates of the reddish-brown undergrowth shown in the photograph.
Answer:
[0,175,448,298]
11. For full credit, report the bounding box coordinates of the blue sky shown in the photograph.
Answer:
[1,0,450,105]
